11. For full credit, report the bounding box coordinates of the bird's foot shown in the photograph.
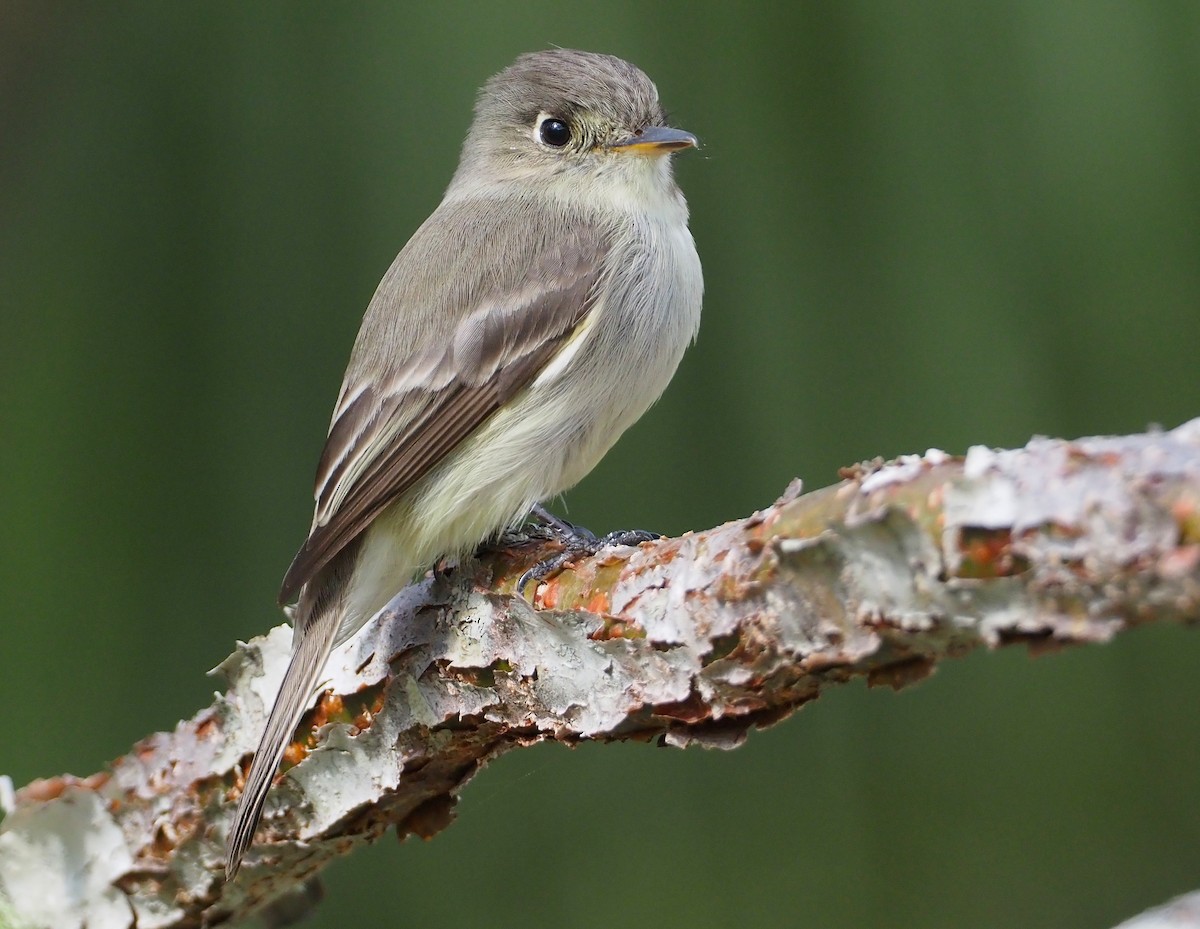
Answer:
[515,506,660,595]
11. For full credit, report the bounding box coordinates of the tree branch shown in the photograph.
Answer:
[2,421,1199,928]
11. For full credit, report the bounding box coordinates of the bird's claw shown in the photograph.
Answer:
[515,509,661,597]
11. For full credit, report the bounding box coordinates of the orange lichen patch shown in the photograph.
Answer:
[867,656,935,691]
[585,590,610,614]
[311,692,344,730]
[344,681,388,730]
[18,771,110,803]
[282,741,307,769]
[955,526,1031,579]
[652,544,680,566]
[278,686,380,771]
[589,615,646,641]
[195,714,218,740]
[537,580,560,609]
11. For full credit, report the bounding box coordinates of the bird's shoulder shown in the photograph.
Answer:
[345,193,613,372]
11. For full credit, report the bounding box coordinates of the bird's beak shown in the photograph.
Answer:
[609,126,699,155]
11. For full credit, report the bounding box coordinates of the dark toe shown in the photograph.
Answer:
[515,520,660,598]
[598,528,661,547]
[516,549,578,593]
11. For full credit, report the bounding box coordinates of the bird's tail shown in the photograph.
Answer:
[224,603,339,880]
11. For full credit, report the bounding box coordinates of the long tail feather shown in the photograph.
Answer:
[224,607,339,880]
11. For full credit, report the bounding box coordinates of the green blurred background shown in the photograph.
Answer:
[3,3,1199,927]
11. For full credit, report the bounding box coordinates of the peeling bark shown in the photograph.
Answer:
[1114,891,1200,929]
[1,421,1199,928]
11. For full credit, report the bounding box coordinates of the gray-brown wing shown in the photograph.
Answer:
[278,218,606,605]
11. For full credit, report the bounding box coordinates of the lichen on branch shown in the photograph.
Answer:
[2,420,1198,928]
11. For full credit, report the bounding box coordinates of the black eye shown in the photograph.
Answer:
[538,117,571,147]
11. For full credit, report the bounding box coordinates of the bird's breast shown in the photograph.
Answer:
[524,207,702,491]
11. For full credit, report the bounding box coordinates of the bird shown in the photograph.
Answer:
[225,47,703,879]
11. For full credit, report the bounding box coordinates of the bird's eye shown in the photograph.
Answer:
[538,117,572,147]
